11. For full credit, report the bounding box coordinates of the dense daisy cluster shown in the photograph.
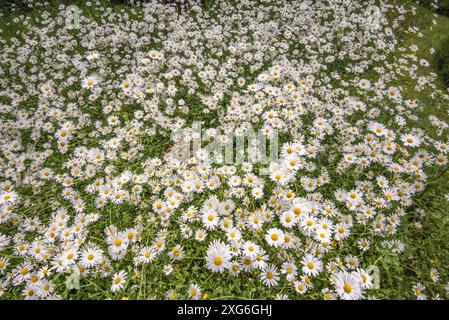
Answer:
[0,0,448,300]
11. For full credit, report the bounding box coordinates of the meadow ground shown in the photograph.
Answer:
[0,0,449,300]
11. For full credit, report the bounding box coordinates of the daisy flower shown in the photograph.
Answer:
[333,271,364,300]
[401,134,422,147]
[81,76,98,90]
[162,264,174,276]
[413,283,427,300]
[202,210,219,230]
[80,247,102,268]
[188,284,202,300]
[260,264,280,288]
[301,254,323,277]
[265,228,285,247]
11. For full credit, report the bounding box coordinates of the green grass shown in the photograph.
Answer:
[436,36,449,86]
[418,0,449,16]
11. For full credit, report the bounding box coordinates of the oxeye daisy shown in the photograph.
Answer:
[242,241,260,259]
[80,247,102,268]
[229,262,241,276]
[294,280,308,294]
[148,49,161,60]
[280,211,297,228]
[162,264,174,276]
[269,168,290,185]
[300,214,317,233]
[345,255,359,270]
[401,134,422,147]
[260,264,280,288]
[358,79,371,90]
[333,271,364,300]
[22,285,38,300]
[0,258,8,274]
[322,288,336,300]
[82,76,98,90]
[281,261,297,281]
[226,227,241,242]
[357,238,371,251]
[36,279,54,298]
[240,255,256,272]
[202,210,219,230]
[0,234,10,252]
[301,254,323,277]
[315,228,332,243]
[0,191,18,205]
[169,245,185,261]
[355,269,374,289]
[194,229,207,242]
[188,283,202,300]
[111,270,127,293]
[334,224,350,241]
[291,198,313,217]
[108,232,128,254]
[265,228,285,247]
[206,240,231,273]
[413,283,427,300]
[138,246,156,264]
[430,268,439,283]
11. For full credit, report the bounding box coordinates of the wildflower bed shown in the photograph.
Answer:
[0,0,449,300]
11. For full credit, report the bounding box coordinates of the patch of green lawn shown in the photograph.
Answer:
[374,0,449,298]
[1,0,449,300]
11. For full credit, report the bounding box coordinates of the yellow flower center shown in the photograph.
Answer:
[343,283,352,294]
